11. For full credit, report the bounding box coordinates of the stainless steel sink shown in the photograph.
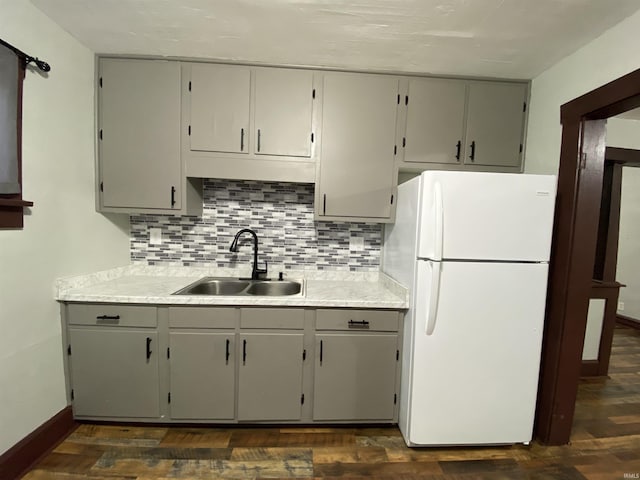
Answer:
[173,278,250,296]
[245,280,302,296]
[173,277,303,296]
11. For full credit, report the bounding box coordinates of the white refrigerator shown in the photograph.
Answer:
[382,171,556,447]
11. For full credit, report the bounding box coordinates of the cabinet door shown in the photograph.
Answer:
[99,59,181,209]
[189,64,250,154]
[314,333,397,421]
[169,332,235,420]
[68,328,160,418]
[404,78,466,164]
[254,68,314,157]
[464,82,527,167]
[238,333,304,421]
[319,73,398,219]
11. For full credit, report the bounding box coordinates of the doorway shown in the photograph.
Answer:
[534,68,640,445]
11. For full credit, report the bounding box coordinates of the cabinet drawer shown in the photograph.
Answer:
[67,304,157,327]
[240,308,305,330]
[316,309,399,332]
[169,307,238,329]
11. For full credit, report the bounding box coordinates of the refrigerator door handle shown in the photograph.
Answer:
[433,181,444,261]
[426,261,442,335]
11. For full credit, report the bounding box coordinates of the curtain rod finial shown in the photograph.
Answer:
[24,55,51,72]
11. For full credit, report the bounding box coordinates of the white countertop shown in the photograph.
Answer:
[55,265,409,309]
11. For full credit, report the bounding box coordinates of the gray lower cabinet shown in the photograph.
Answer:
[313,333,398,421]
[68,327,160,418]
[64,304,402,424]
[169,331,235,420]
[238,333,305,421]
[313,309,401,421]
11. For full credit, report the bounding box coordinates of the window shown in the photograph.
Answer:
[0,40,33,229]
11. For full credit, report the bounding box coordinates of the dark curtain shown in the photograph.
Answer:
[0,44,20,194]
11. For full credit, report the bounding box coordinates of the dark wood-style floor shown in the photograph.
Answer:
[24,326,640,479]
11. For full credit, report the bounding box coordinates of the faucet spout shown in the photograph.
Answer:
[230,228,268,280]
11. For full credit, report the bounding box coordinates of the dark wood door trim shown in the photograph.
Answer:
[535,67,640,445]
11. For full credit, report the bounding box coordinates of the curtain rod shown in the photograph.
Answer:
[0,38,51,72]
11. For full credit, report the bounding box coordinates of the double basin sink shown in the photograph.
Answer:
[173,277,303,297]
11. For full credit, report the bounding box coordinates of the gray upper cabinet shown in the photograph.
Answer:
[68,327,160,418]
[317,72,399,221]
[169,332,235,420]
[464,82,527,168]
[189,63,251,154]
[184,63,317,183]
[237,333,304,421]
[254,68,314,157]
[98,58,197,213]
[404,78,467,165]
[399,78,527,171]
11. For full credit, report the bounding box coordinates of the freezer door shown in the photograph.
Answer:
[405,260,548,446]
[417,171,556,262]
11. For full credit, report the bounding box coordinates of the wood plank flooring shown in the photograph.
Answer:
[23,326,640,479]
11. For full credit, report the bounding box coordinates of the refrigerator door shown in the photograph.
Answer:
[417,171,556,262]
[403,259,548,446]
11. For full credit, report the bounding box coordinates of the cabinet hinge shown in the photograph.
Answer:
[394,145,397,155]
[167,347,170,359]
[312,88,316,99]
[67,345,71,355]
[71,389,74,401]
[523,101,527,112]
[188,81,191,92]
[302,349,306,361]
[402,137,406,148]
[99,129,103,140]
[405,95,409,106]
[99,77,102,88]
[311,132,314,143]
[397,94,400,104]
[100,181,103,192]
[301,393,305,405]
[168,392,171,404]
[396,350,399,361]
[394,393,397,404]
[188,125,191,136]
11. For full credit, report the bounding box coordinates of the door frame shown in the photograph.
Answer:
[535,68,640,445]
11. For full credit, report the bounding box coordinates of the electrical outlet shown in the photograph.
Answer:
[618,301,625,311]
[149,228,162,245]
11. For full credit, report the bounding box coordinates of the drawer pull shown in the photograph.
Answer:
[96,315,120,324]
[348,320,370,329]
[146,337,152,360]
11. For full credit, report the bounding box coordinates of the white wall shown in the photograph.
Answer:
[617,165,640,321]
[0,0,129,455]
[524,10,640,175]
[607,116,640,321]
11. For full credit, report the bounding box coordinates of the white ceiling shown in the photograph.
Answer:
[30,0,640,79]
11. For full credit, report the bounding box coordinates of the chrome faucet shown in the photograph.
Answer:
[229,228,268,280]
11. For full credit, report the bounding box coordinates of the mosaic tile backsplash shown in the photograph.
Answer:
[130,180,382,272]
